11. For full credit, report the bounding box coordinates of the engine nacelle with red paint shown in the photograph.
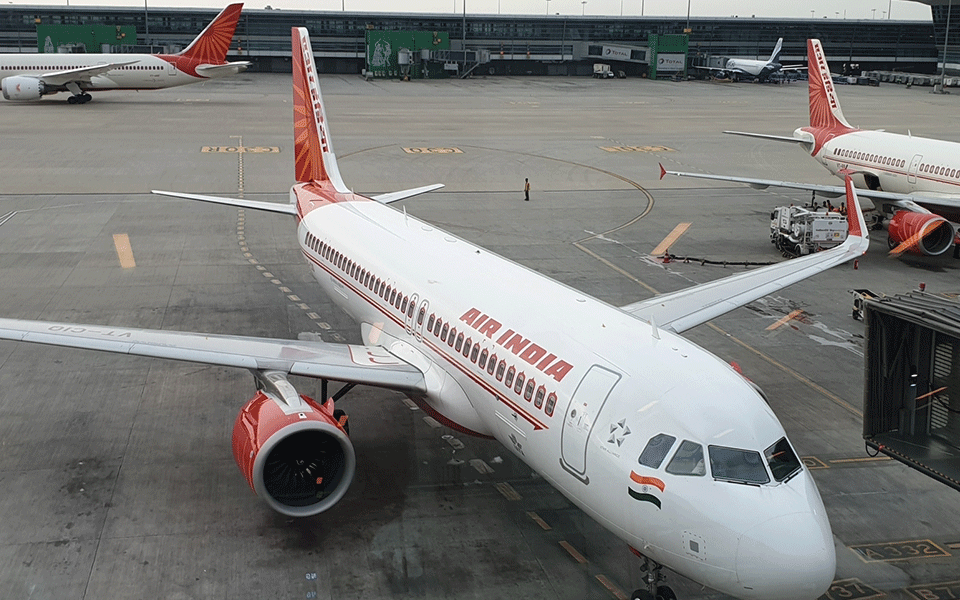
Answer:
[888,211,955,256]
[232,390,355,517]
[1,76,44,101]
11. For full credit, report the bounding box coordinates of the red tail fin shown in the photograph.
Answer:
[177,4,243,64]
[291,28,348,191]
[807,39,853,130]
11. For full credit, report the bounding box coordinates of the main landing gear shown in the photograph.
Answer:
[67,93,92,105]
[630,553,676,600]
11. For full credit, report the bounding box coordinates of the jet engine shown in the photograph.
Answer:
[1,76,44,101]
[232,385,355,517]
[888,211,955,256]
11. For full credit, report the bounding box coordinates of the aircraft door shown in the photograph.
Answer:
[560,365,622,484]
[908,154,923,185]
[166,62,177,76]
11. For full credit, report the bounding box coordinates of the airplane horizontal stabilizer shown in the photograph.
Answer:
[371,184,445,204]
[0,317,427,393]
[622,177,869,334]
[724,131,809,144]
[195,62,252,76]
[152,190,298,215]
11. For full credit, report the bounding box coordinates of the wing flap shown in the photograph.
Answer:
[0,318,426,392]
[622,178,869,333]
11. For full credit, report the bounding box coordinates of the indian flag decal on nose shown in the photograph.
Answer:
[628,471,665,509]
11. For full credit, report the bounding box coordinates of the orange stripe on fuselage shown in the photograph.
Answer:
[629,471,665,492]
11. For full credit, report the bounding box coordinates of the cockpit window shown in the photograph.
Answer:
[638,433,677,469]
[765,437,802,482]
[708,446,770,485]
[665,440,706,476]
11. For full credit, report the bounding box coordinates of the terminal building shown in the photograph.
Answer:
[0,5,948,77]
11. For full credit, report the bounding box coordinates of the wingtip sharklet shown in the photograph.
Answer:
[843,176,869,254]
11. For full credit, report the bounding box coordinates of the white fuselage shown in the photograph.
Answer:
[805,127,960,206]
[724,57,779,78]
[292,186,835,600]
[0,53,208,91]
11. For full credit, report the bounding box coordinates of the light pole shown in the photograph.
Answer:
[581,0,587,15]
[888,0,892,19]
[545,0,550,15]
[872,8,876,19]
[940,0,953,90]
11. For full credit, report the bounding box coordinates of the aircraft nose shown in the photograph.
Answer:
[735,511,836,600]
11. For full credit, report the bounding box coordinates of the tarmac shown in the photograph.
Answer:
[0,72,958,600]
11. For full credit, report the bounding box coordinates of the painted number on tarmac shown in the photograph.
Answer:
[201,146,280,153]
[599,145,674,152]
[906,580,960,599]
[820,579,884,600]
[402,147,463,154]
[850,540,950,563]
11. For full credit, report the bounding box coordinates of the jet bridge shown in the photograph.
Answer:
[862,291,960,491]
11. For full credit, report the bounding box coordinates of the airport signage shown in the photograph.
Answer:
[602,45,631,61]
[657,53,685,72]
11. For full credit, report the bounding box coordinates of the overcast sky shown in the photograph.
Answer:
[11,0,934,21]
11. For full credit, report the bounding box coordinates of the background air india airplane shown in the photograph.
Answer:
[0,4,248,104]
[0,28,870,600]
[663,38,960,257]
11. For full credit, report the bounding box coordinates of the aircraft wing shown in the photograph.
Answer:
[39,61,136,86]
[724,130,809,144]
[0,317,426,392]
[658,164,955,214]
[152,190,298,215]
[621,178,869,334]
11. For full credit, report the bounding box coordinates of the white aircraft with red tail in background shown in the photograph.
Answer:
[0,4,248,104]
[0,28,871,600]
[662,38,960,258]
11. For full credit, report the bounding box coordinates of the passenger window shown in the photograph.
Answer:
[638,433,677,469]
[545,392,557,416]
[440,323,449,342]
[470,343,480,363]
[495,359,505,380]
[534,385,545,407]
[666,440,706,476]
[401,296,408,314]
[514,372,525,394]
[407,301,415,319]
[764,437,802,482]
[708,446,770,484]
[434,318,443,336]
[487,354,498,375]
[478,348,488,369]
[448,327,457,347]
[505,366,515,387]
[462,336,471,356]
[418,307,426,325]
[455,333,464,351]
[524,379,535,401]
[427,314,436,331]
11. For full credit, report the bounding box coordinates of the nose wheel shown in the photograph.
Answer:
[630,553,676,600]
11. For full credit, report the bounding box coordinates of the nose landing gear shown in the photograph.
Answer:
[630,554,676,600]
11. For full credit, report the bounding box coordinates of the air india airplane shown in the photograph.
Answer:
[663,38,960,257]
[0,4,248,104]
[0,28,870,600]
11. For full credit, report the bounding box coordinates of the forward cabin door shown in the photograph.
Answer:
[560,365,621,484]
